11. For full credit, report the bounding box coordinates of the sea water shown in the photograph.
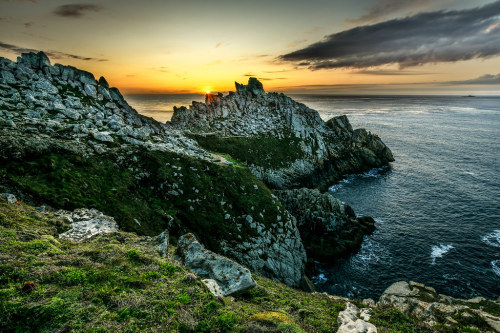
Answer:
[127,94,500,300]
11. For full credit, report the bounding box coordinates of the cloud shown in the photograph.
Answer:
[0,0,37,3]
[280,1,500,70]
[352,69,436,75]
[53,4,103,18]
[450,73,500,85]
[24,22,33,28]
[286,39,307,48]
[346,0,443,24]
[0,41,108,62]
[215,42,222,48]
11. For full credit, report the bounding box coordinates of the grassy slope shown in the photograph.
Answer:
[0,199,344,332]
[1,199,496,332]
[0,147,287,254]
[188,134,305,169]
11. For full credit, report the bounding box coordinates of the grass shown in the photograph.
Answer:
[0,199,345,332]
[1,197,498,332]
[0,147,288,255]
[188,133,305,169]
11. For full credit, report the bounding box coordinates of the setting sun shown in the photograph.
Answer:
[206,90,210,94]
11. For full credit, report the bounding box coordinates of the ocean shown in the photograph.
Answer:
[126,94,500,300]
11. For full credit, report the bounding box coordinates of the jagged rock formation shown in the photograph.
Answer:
[379,281,500,332]
[275,188,375,260]
[0,51,207,160]
[175,233,256,297]
[57,208,119,242]
[0,52,307,289]
[337,302,377,333]
[170,78,394,190]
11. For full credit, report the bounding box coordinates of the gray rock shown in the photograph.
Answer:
[0,193,17,204]
[337,302,377,333]
[98,76,109,89]
[1,70,16,85]
[276,188,375,260]
[78,71,96,86]
[156,229,169,257]
[84,83,97,98]
[202,279,224,297]
[382,281,413,297]
[170,77,394,191]
[93,131,114,142]
[58,208,119,242]
[175,233,256,296]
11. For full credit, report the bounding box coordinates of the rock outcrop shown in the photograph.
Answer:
[57,208,119,241]
[379,281,500,332]
[0,52,307,289]
[170,78,394,190]
[275,188,375,260]
[175,233,256,296]
[337,302,377,333]
[0,51,208,160]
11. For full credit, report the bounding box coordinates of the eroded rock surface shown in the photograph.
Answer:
[170,78,394,190]
[337,302,377,333]
[175,233,256,296]
[379,281,500,332]
[276,188,375,260]
[0,51,208,160]
[57,208,118,241]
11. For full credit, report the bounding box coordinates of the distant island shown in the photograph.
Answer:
[1,51,499,332]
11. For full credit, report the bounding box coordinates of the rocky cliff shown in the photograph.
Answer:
[276,188,375,261]
[170,78,394,191]
[0,52,307,288]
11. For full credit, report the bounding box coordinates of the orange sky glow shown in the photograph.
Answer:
[1,0,499,95]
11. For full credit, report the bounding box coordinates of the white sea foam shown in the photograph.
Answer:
[492,260,500,277]
[431,244,454,265]
[312,273,328,284]
[329,184,344,192]
[351,237,392,270]
[482,230,500,248]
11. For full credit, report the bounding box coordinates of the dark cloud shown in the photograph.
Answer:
[53,4,103,18]
[346,0,441,24]
[24,22,33,28]
[450,73,500,85]
[0,41,38,54]
[0,0,38,3]
[281,1,500,70]
[353,69,436,75]
[0,41,108,62]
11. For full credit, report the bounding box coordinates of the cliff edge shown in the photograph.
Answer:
[170,77,394,191]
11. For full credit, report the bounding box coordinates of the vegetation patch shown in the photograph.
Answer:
[189,133,305,169]
[0,147,287,255]
[0,200,344,332]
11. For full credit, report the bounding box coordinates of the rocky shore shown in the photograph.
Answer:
[170,77,394,191]
[1,52,499,332]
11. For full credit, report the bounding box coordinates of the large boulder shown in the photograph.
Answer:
[58,208,119,242]
[175,233,256,296]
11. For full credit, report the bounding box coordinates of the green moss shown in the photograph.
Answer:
[369,306,422,333]
[0,147,285,254]
[189,133,305,169]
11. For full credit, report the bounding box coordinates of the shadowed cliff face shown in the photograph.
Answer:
[0,52,308,288]
[169,77,394,191]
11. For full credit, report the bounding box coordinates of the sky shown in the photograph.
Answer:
[1,0,500,95]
